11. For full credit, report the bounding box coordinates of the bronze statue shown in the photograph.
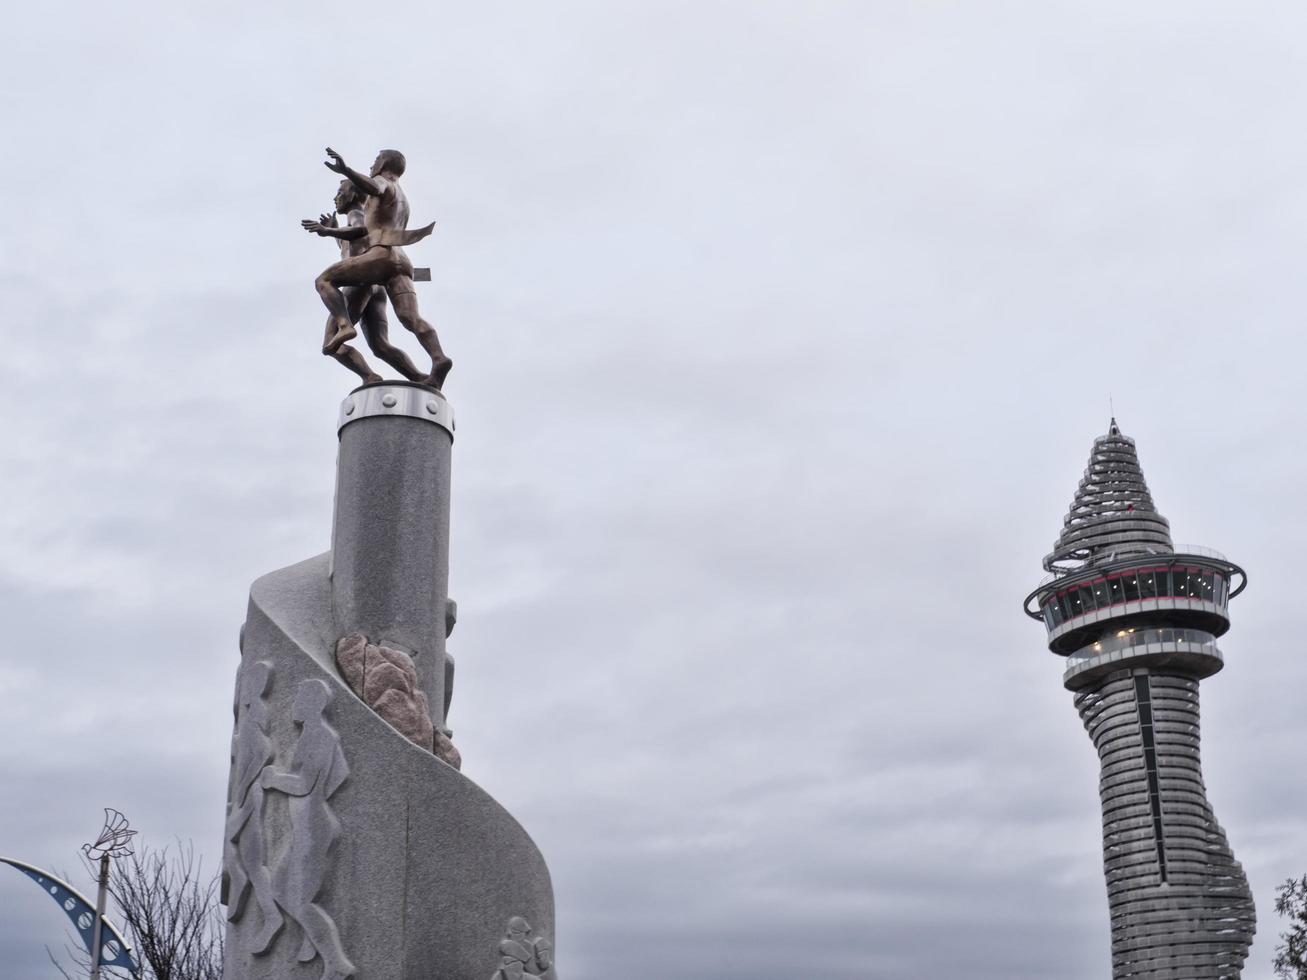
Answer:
[306,180,424,385]
[302,148,452,389]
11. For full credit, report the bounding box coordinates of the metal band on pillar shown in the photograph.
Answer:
[338,382,455,438]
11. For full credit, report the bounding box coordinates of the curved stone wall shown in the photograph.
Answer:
[223,555,555,980]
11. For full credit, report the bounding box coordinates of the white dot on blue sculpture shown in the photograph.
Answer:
[64,897,76,911]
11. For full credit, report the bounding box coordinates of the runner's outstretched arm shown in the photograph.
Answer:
[324,147,382,197]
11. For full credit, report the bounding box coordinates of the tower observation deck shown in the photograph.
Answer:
[1023,420,1255,978]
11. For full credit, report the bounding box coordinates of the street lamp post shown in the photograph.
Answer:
[89,853,111,980]
[82,809,138,980]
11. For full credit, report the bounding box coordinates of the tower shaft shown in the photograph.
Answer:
[1077,670,1253,978]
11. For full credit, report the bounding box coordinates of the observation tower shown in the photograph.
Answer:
[1023,420,1255,978]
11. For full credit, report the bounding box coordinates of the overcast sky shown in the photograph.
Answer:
[2,2,1306,978]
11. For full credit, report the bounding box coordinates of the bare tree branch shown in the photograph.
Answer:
[1276,875,1307,980]
[51,842,224,980]
[46,944,79,980]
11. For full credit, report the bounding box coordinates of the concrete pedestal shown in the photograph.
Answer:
[221,383,557,980]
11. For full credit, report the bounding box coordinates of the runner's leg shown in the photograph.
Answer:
[332,343,382,384]
[316,251,390,353]
[360,287,423,381]
[387,280,452,388]
[319,285,382,382]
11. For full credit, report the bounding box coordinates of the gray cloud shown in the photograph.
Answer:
[3,3,1306,978]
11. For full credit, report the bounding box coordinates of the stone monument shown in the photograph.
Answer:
[221,150,556,980]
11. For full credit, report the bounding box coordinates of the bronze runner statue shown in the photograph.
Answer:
[306,180,425,385]
[302,148,453,389]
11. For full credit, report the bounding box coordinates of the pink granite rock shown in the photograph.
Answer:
[335,633,455,761]
[371,644,415,676]
[434,730,462,770]
[363,660,412,704]
[373,688,434,751]
[335,632,367,693]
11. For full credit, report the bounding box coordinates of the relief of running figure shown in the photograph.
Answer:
[302,147,453,389]
[224,660,284,954]
[261,679,356,980]
[490,916,556,980]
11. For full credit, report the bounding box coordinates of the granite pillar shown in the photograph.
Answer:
[331,382,454,731]
[221,383,557,980]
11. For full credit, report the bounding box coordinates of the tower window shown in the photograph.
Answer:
[1122,573,1141,601]
[1139,571,1157,598]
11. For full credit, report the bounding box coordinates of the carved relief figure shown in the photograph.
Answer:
[492,958,533,980]
[532,934,556,980]
[302,147,453,389]
[491,917,556,980]
[260,679,355,980]
[223,659,283,953]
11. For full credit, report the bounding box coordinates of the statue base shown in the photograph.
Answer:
[221,386,556,980]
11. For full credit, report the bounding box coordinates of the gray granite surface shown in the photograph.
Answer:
[222,393,555,980]
[331,407,452,732]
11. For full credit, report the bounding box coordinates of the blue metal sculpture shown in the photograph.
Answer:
[0,855,140,976]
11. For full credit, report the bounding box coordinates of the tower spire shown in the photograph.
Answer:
[1043,421,1172,574]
